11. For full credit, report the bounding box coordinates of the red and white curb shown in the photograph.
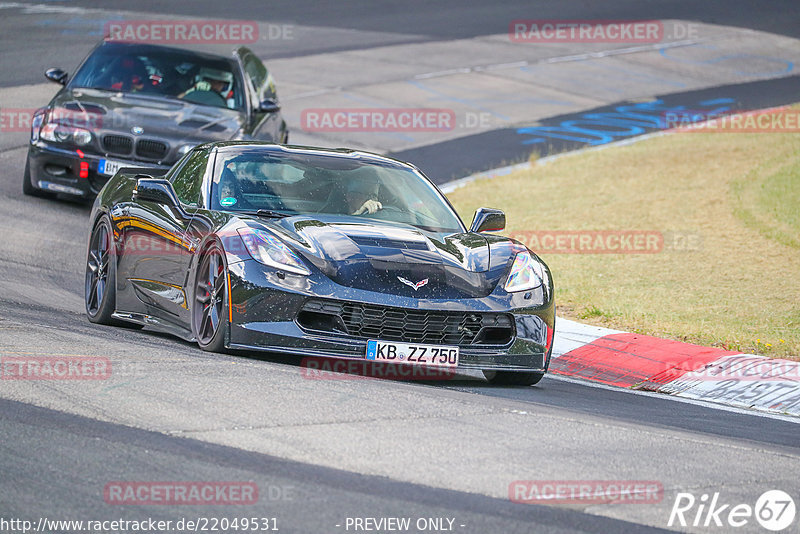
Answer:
[551,318,800,417]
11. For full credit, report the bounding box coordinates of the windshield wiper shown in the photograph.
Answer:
[241,209,292,219]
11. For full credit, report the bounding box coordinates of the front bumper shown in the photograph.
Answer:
[27,142,171,197]
[226,259,555,372]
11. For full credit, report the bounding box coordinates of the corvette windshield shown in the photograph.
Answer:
[70,45,242,110]
[211,149,463,233]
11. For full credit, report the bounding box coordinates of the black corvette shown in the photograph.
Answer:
[85,142,555,385]
[25,41,287,199]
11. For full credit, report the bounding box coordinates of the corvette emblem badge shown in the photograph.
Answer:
[398,276,428,291]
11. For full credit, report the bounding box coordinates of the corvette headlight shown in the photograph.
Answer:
[238,228,310,275]
[40,122,92,146]
[504,251,545,293]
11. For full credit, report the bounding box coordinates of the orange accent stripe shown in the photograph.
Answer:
[114,216,191,250]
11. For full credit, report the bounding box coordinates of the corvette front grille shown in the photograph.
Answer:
[297,300,514,346]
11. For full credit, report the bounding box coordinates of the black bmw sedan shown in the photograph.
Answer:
[85,142,555,385]
[24,41,288,199]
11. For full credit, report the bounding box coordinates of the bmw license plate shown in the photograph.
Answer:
[366,340,459,368]
[98,158,145,177]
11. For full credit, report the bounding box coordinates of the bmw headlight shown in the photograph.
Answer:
[504,251,545,293]
[30,108,46,143]
[238,228,310,275]
[40,122,92,146]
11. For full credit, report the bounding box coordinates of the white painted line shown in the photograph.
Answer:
[283,87,341,101]
[414,68,472,80]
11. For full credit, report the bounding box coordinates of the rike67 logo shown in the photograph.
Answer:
[669,490,796,531]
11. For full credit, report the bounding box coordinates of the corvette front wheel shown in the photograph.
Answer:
[193,244,228,353]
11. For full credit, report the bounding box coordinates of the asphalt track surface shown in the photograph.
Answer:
[1,2,799,533]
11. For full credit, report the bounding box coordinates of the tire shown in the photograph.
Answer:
[192,243,228,353]
[22,158,54,198]
[483,370,545,386]
[85,217,117,325]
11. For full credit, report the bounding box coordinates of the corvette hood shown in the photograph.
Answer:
[51,89,242,155]
[259,216,516,299]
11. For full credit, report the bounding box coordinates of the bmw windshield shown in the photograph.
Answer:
[69,43,243,110]
[211,148,464,233]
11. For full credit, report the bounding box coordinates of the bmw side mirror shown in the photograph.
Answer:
[470,208,505,233]
[45,68,68,86]
[134,177,186,215]
[258,98,281,113]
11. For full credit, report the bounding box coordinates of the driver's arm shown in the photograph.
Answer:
[352,199,382,215]
[177,80,211,99]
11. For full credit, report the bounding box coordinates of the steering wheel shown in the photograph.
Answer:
[359,204,407,222]
[180,90,227,107]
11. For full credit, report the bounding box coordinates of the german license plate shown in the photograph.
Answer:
[98,158,145,176]
[366,340,459,368]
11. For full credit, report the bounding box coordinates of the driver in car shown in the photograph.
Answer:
[344,168,384,215]
[178,68,234,108]
[345,180,382,215]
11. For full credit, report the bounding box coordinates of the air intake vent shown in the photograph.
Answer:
[348,235,430,250]
[63,102,106,115]
[297,300,514,346]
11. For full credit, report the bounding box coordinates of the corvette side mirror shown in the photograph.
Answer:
[469,208,505,233]
[45,68,68,86]
[134,177,185,214]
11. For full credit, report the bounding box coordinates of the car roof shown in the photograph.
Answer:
[203,142,420,171]
[94,40,247,63]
